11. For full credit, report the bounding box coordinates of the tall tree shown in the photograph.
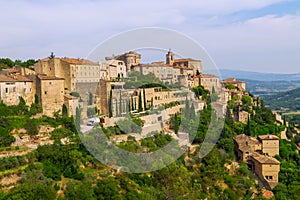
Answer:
[115,100,119,117]
[88,92,93,105]
[138,91,143,112]
[109,90,113,117]
[62,104,68,117]
[75,107,81,131]
[119,91,122,115]
[143,88,147,110]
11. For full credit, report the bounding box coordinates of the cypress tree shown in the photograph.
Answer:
[174,113,179,135]
[190,103,195,119]
[138,91,143,112]
[119,91,122,115]
[109,89,113,117]
[115,100,118,117]
[184,97,190,119]
[62,104,68,117]
[127,100,130,113]
[75,107,80,131]
[131,97,134,111]
[143,88,147,110]
[246,115,251,136]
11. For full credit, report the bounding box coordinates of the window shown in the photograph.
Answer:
[5,88,8,94]
[44,91,47,95]
[49,82,54,85]
[13,87,16,92]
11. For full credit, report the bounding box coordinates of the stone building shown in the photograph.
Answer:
[164,50,202,73]
[258,135,280,156]
[36,75,65,116]
[234,134,262,162]
[34,57,101,92]
[112,51,141,71]
[250,152,280,189]
[234,110,249,124]
[193,74,221,93]
[234,133,280,189]
[0,73,34,106]
[105,59,127,79]
[222,78,246,91]
[63,94,79,117]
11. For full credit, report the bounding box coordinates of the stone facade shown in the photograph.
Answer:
[36,75,65,116]
[258,135,280,156]
[0,73,34,106]
[250,152,280,189]
[193,74,221,93]
[222,78,246,91]
[34,57,101,92]
[105,59,127,79]
[112,51,141,71]
[64,94,79,117]
[234,134,280,189]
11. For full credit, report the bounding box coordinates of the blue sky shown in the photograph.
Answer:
[0,0,299,73]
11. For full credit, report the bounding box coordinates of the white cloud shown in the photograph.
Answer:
[0,0,299,73]
[193,14,300,73]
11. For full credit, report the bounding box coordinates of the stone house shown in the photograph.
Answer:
[193,74,221,93]
[234,134,280,189]
[258,135,280,156]
[250,152,280,189]
[112,51,141,71]
[36,75,65,116]
[222,78,246,91]
[0,73,34,106]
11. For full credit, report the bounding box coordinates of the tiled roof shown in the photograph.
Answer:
[258,134,280,140]
[234,134,260,152]
[223,78,236,82]
[222,78,245,84]
[174,58,200,62]
[196,74,219,78]
[0,74,32,82]
[37,75,64,80]
[251,152,280,164]
[61,58,98,65]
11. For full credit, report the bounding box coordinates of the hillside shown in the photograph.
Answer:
[241,79,300,96]
[262,87,300,111]
[217,69,300,81]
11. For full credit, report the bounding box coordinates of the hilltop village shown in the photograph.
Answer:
[0,50,287,197]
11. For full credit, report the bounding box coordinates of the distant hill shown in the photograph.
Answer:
[217,69,300,81]
[261,88,300,111]
[240,79,300,96]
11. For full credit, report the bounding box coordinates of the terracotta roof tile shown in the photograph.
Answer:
[61,58,98,65]
[37,75,64,80]
[251,152,280,164]
[258,134,280,140]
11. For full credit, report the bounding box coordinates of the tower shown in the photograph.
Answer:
[166,49,174,65]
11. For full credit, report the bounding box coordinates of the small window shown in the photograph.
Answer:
[13,87,16,92]
[45,91,47,95]
[5,88,8,94]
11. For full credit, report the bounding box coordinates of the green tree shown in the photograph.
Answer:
[88,92,93,105]
[138,91,143,112]
[25,118,39,135]
[62,104,68,117]
[75,107,81,131]
[143,88,146,110]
